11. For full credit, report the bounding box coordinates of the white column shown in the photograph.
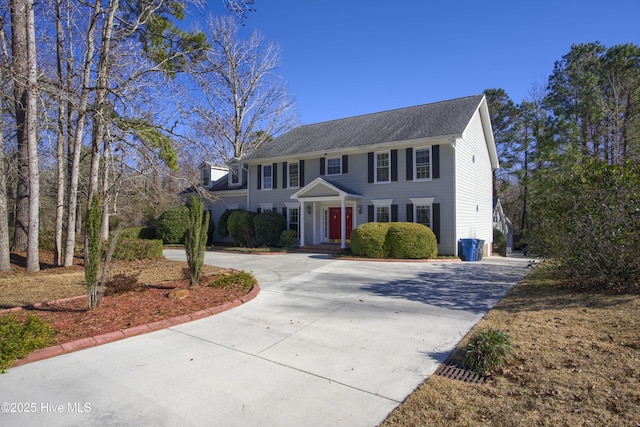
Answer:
[340,198,347,249]
[299,201,305,247]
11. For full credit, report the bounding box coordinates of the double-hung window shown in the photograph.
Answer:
[410,197,435,228]
[326,157,341,175]
[414,147,431,180]
[288,208,299,232]
[288,162,299,188]
[372,199,393,223]
[262,165,273,190]
[375,151,390,183]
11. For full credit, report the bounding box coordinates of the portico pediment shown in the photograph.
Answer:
[290,177,362,201]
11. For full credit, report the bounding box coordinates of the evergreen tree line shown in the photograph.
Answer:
[486,42,640,290]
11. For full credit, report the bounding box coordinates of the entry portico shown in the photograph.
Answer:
[291,178,362,249]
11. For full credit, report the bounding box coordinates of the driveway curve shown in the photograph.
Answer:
[0,250,531,427]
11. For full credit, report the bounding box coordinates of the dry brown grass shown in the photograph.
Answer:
[382,265,640,427]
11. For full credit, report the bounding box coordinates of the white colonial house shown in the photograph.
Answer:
[199,94,499,256]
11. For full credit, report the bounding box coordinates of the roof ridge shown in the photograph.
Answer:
[299,94,484,127]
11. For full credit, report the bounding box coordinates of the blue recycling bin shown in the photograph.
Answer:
[458,238,477,261]
[459,238,485,261]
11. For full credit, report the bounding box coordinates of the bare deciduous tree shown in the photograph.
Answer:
[190,15,296,163]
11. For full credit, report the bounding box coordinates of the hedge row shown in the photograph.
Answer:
[350,222,438,259]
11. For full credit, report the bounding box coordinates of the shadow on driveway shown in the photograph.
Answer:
[361,262,527,315]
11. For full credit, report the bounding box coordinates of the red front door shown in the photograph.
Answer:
[329,207,353,240]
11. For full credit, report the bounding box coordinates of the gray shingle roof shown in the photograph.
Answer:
[244,95,484,161]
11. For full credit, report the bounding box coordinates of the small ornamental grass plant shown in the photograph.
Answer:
[463,327,514,376]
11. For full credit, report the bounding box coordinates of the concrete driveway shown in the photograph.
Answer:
[0,250,531,426]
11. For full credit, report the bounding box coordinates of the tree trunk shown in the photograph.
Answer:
[10,0,29,254]
[64,1,100,267]
[10,0,39,271]
[24,0,39,272]
[0,92,11,271]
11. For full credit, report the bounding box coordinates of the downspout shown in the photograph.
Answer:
[243,163,250,210]
[450,136,458,256]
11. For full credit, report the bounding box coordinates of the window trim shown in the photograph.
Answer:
[374,151,391,184]
[262,164,273,190]
[413,146,432,181]
[371,199,393,223]
[288,161,300,189]
[285,202,300,233]
[410,197,435,227]
[325,157,342,176]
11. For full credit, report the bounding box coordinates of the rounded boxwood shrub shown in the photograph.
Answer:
[156,205,190,244]
[227,210,257,247]
[280,229,299,248]
[0,314,55,372]
[254,211,286,247]
[218,208,241,238]
[387,222,438,259]
[350,222,390,258]
[113,239,163,260]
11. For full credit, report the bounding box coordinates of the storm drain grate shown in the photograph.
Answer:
[433,364,488,384]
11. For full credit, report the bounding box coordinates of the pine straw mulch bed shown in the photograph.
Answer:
[0,252,252,347]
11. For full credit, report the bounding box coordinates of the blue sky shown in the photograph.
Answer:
[188,0,640,125]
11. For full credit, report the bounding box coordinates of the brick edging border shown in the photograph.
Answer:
[10,284,260,368]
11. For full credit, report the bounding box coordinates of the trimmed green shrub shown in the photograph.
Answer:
[227,210,256,247]
[280,229,299,248]
[156,205,190,244]
[493,228,507,257]
[254,211,286,247]
[0,314,55,372]
[218,209,241,239]
[209,271,256,290]
[350,222,390,258]
[112,239,163,260]
[119,227,157,240]
[387,222,438,259]
[463,328,514,376]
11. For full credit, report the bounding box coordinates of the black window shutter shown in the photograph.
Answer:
[432,145,440,179]
[320,157,325,176]
[406,204,413,222]
[282,207,287,217]
[282,162,288,188]
[257,207,262,214]
[391,150,398,181]
[406,148,413,181]
[272,163,278,189]
[391,204,398,222]
[257,165,262,189]
[342,155,348,174]
[367,152,374,183]
[368,205,374,222]
[300,160,305,186]
[433,203,440,243]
